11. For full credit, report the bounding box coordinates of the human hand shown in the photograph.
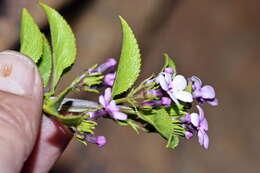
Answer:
[0,51,72,173]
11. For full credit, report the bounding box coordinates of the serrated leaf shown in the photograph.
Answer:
[163,53,176,74]
[40,3,76,91]
[20,8,43,62]
[116,120,141,134]
[138,108,180,148]
[38,34,52,87]
[166,104,182,117]
[112,16,141,97]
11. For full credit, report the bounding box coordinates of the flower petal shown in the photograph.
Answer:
[99,95,106,107]
[192,89,202,98]
[158,73,169,91]
[164,67,174,75]
[200,85,215,99]
[175,91,193,102]
[200,117,208,131]
[172,75,187,90]
[167,91,180,105]
[104,88,112,103]
[208,98,218,106]
[112,111,128,120]
[184,114,191,122]
[96,136,106,147]
[198,130,205,146]
[185,131,194,139]
[164,73,172,84]
[196,105,205,120]
[190,113,199,127]
[104,72,116,86]
[161,97,172,107]
[190,76,202,90]
[203,132,209,149]
[107,100,119,112]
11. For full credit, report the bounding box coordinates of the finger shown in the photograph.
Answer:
[0,50,43,173]
[22,115,73,173]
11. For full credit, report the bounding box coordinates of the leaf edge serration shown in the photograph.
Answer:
[112,16,141,97]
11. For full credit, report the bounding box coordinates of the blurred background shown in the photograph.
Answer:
[1,0,260,172]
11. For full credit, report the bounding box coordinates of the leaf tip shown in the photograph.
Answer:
[38,2,47,7]
[118,16,128,26]
[21,8,31,19]
[21,8,28,13]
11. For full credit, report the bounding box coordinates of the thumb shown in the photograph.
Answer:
[0,51,43,173]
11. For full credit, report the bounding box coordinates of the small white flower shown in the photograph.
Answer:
[158,73,193,105]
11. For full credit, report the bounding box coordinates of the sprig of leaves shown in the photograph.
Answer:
[19,3,185,149]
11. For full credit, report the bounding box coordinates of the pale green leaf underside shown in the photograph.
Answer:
[20,8,43,63]
[40,3,76,91]
[138,109,180,148]
[38,34,52,87]
[163,53,176,74]
[112,16,141,97]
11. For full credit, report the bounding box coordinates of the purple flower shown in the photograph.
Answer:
[144,89,163,98]
[86,110,106,120]
[91,58,117,73]
[189,76,218,106]
[189,105,209,149]
[104,72,116,86]
[157,73,193,105]
[99,88,127,120]
[140,97,171,108]
[96,136,107,147]
[185,131,194,139]
[182,105,209,149]
[161,97,172,107]
[84,134,106,147]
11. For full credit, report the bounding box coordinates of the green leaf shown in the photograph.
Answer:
[20,8,43,62]
[167,135,180,148]
[38,34,52,87]
[138,108,181,149]
[163,53,176,74]
[112,16,141,97]
[166,104,187,117]
[116,120,141,134]
[77,120,97,134]
[40,3,76,91]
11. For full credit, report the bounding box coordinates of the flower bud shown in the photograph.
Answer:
[84,134,106,147]
[164,67,174,75]
[161,97,171,107]
[96,136,106,147]
[144,89,163,98]
[91,58,117,73]
[104,72,116,86]
[185,131,194,139]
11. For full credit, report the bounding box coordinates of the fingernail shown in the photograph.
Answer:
[0,50,42,96]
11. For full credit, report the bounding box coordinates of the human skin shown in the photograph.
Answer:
[0,51,72,173]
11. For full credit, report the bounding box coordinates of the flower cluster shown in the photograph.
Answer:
[77,58,218,149]
[21,3,218,151]
[144,67,217,149]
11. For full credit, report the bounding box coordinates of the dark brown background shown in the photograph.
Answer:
[0,0,259,172]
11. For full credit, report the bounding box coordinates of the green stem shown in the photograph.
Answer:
[119,106,136,115]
